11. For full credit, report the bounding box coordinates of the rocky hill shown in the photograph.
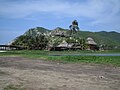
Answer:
[24,27,50,36]
[11,27,120,50]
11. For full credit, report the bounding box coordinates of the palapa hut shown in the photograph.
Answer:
[49,40,74,51]
[86,37,99,50]
[55,40,73,51]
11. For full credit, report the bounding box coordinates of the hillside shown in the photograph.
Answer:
[76,31,120,46]
[24,27,50,36]
[11,27,120,50]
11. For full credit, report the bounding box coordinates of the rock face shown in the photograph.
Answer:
[24,27,50,36]
[51,27,67,36]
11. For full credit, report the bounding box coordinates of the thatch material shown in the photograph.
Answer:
[86,37,97,45]
[57,40,73,48]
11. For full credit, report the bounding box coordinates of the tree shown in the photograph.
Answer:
[12,35,48,50]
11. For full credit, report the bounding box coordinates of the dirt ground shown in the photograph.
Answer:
[0,56,120,90]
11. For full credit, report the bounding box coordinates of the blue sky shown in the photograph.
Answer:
[0,0,120,44]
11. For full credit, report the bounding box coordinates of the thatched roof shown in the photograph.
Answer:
[86,37,97,45]
[57,40,73,48]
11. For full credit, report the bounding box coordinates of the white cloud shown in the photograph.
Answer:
[0,0,120,27]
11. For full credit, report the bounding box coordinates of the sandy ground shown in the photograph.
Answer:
[0,56,120,90]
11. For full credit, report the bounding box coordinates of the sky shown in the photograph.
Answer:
[0,0,120,44]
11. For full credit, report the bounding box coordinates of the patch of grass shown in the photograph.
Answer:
[48,56,120,66]
[0,70,8,76]
[0,50,47,58]
[97,50,120,53]
[0,50,120,57]
[0,50,120,66]
[4,84,25,90]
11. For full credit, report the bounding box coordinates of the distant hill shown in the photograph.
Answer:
[10,27,120,50]
[76,31,120,46]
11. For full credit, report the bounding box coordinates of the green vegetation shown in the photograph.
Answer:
[48,56,120,66]
[0,50,120,66]
[4,84,25,90]
[12,28,89,51]
[12,35,48,50]
[11,27,120,50]
[77,31,120,47]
